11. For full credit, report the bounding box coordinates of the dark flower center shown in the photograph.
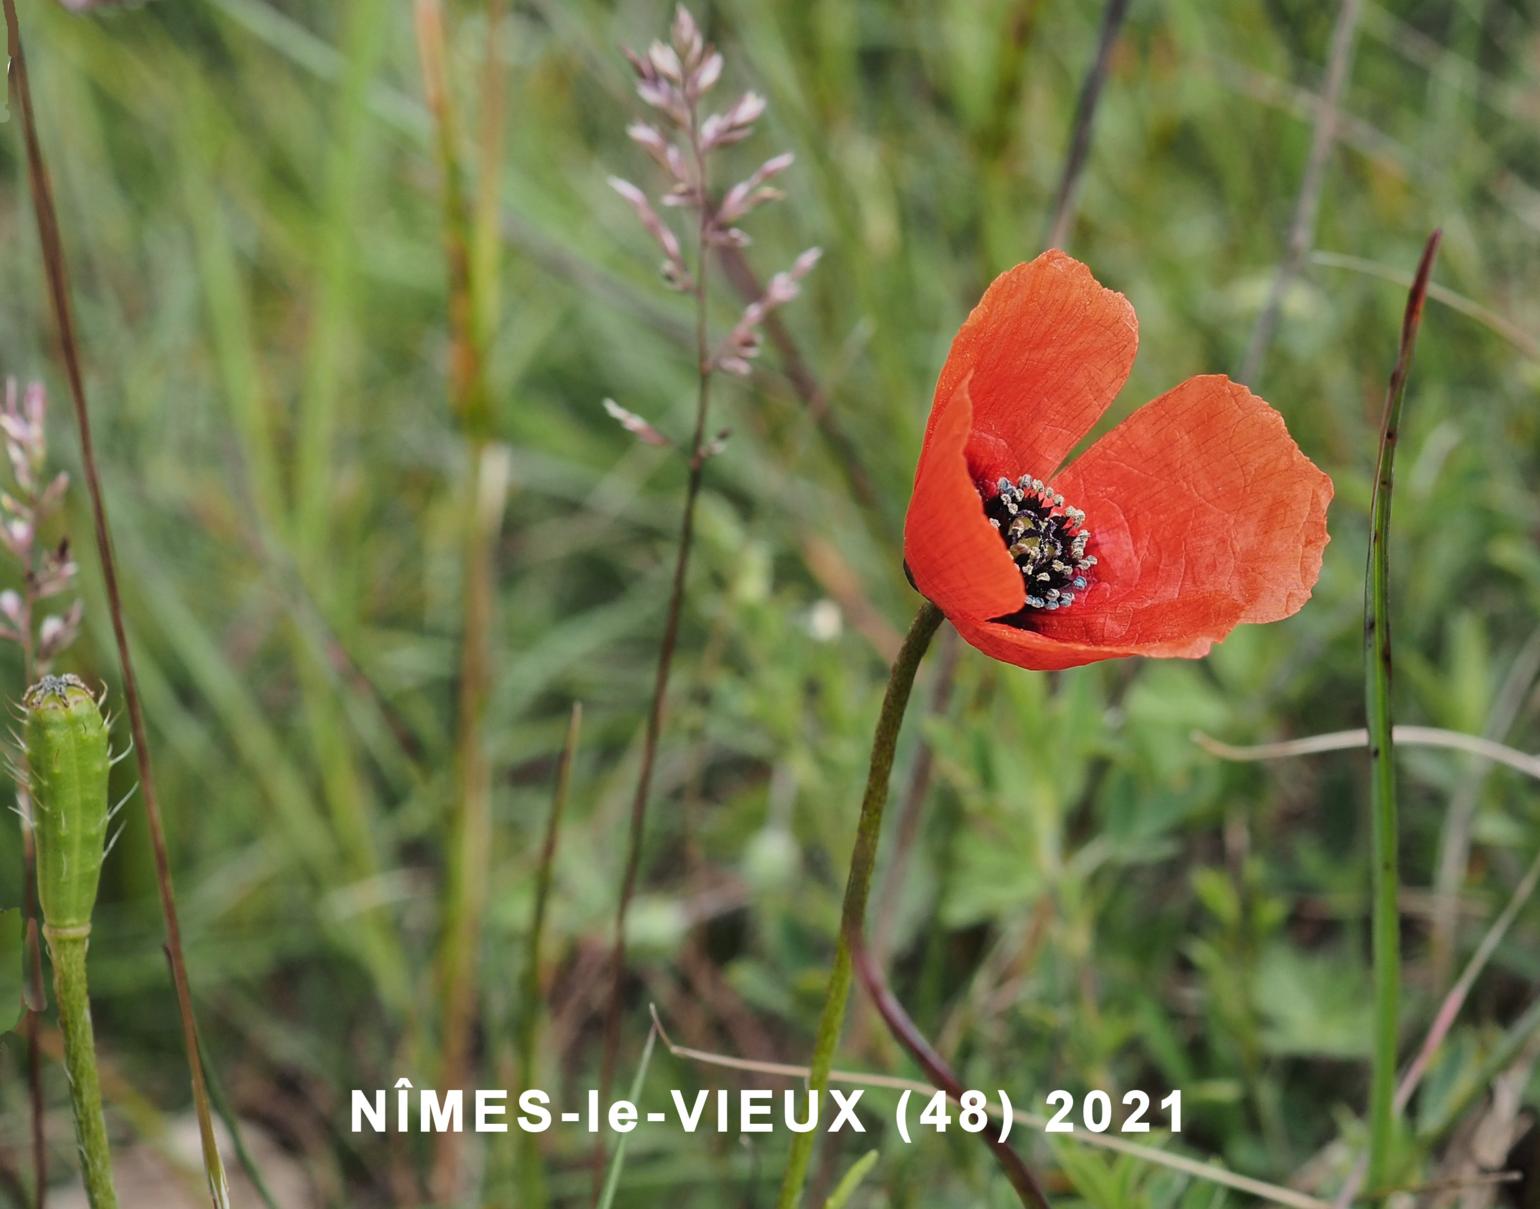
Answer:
[983,475,1097,613]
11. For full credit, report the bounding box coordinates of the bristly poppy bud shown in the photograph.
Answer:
[22,674,120,1207]
[24,673,111,937]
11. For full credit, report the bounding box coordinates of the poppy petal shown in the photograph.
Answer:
[930,250,1138,486]
[950,614,1209,672]
[1039,374,1332,654]
[904,376,1025,622]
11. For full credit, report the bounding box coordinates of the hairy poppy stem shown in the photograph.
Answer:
[775,600,946,1209]
[47,934,115,1209]
[1363,229,1440,1199]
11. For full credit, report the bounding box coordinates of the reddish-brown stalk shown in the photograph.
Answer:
[1,2,231,1202]
[852,934,1052,1208]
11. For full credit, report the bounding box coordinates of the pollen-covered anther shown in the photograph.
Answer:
[981,475,1098,615]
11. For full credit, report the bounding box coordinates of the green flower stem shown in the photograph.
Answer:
[775,600,945,1209]
[48,929,118,1209]
[1363,230,1440,1198]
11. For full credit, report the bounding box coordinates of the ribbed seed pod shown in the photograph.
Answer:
[25,673,110,935]
[23,673,118,1209]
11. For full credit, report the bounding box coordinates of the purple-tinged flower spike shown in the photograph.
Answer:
[610,8,816,313]
[598,6,821,1155]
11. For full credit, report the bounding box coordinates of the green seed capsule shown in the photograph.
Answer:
[24,674,111,935]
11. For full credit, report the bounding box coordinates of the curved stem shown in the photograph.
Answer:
[47,932,117,1209]
[775,600,945,1209]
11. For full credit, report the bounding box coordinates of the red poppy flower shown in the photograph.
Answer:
[904,250,1333,672]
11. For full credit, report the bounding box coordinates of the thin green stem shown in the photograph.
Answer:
[595,1026,659,1209]
[1362,230,1440,1199]
[775,600,945,1209]
[47,932,116,1209]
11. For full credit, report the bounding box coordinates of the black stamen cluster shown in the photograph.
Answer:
[982,475,1097,620]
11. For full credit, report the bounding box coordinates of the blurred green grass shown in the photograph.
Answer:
[3,0,1540,1205]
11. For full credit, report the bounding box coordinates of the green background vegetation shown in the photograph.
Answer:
[2,0,1539,1204]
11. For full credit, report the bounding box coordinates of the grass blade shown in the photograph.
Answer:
[595,1023,658,1209]
[823,1151,879,1209]
[413,2,507,1198]
[198,1031,282,1209]
[516,701,582,1208]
